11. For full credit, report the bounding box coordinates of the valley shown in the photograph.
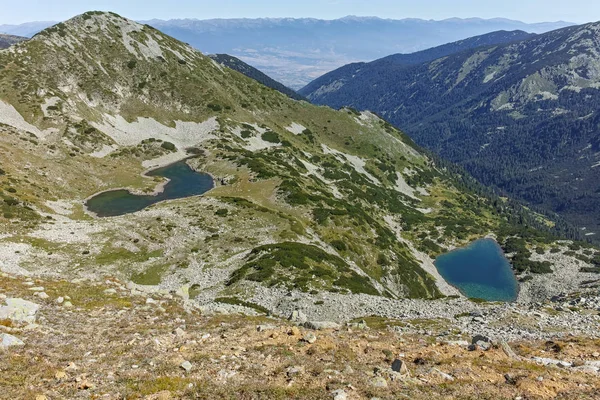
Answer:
[301,22,600,241]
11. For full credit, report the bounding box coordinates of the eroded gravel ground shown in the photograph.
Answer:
[1,273,599,400]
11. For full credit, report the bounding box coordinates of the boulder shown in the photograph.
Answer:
[0,333,25,348]
[370,376,388,388]
[302,332,317,344]
[289,310,307,324]
[391,359,410,375]
[0,298,40,324]
[304,321,341,330]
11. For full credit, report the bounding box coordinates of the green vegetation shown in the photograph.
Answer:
[261,131,281,143]
[227,242,380,295]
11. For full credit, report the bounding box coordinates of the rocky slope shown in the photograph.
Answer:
[0,272,599,399]
[300,21,600,238]
[0,33,26,49]
[209,53,306,100]
[0,11,597,328]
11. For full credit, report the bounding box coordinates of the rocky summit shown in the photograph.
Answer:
[0,11,598,399]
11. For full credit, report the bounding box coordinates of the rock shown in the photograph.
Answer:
[173,328,186,337]
[472,316,486,324]
[331,389,348,400]
[343,365,354,374]
[476,340,492,351]
[0,333,25,348]
[65,362,78,371]
[304,321,341,330]
[501,341,521,360]
[256,324,277,332]
[391,359,410,375]
[0,298,40,324]
[430,368,455,381]
[289,310,307,324]
[104,288,117,295]
[35,292,50,300]
[63,301,73,308]
[35,395,48,400]
[471,334,491,345]
[446,340,469,347]
[286,366,304,378]
[56,297,64,305]
[146,298,158,305]
[77,379,94,390]
[413,357,427,365]
[370,376,388,388]
[303,332,317,344]
[532,357,572,368]
[504,373,518,385]
[288,327,301,336]
[180,361,193,372]
[29,287,45,292]
[55,370,67,380]
[467,344,478,351]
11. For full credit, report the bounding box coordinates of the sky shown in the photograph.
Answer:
[0,0,598,25]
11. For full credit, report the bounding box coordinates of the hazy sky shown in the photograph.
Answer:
[0,0,598,25]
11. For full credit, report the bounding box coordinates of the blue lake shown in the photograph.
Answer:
[434,238,519,302]
[86,159,214,217]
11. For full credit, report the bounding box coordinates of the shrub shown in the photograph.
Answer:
[160,141,176,151]
[330,240,347,251]
[261,131,280,143]
[215,208,228,217]
[127,60,137,69]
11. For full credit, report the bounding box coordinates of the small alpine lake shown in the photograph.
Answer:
[86,159,214,217]
[434,238,519,302]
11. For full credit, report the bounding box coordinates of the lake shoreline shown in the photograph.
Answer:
[84,157,214,218]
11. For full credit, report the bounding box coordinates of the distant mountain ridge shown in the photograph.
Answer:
[300,21,600,238]
[0,33,27,49]
[300,30,536,97]
[208,54,306,101]
[144,17,573,88]
[0,16,573,88]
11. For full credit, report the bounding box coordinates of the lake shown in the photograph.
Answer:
[86,159,214,217]
[434,238,519,302]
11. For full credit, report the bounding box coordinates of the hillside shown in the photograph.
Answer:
[301,21,600,238]
[300,30,535,97]
[0,11,598,399]
[144,17,571,88]
[0,12,597,321]
[209,53,306,100]
[0,33,26,49]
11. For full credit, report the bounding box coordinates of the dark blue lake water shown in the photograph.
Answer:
[86,160,214,217]
[434,238,518,302]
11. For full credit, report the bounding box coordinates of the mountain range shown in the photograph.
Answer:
[300,22,600,239]
[1,17,573,88]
